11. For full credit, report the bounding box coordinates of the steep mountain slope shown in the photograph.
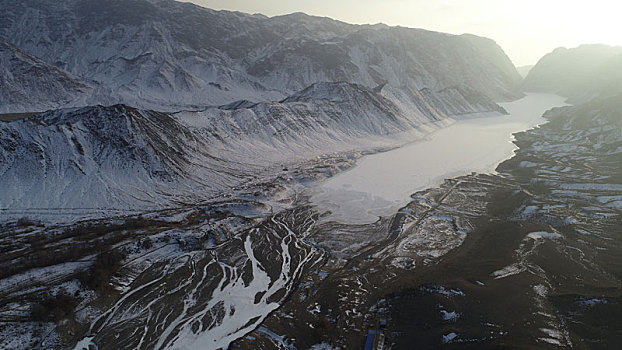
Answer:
[0,39,93,113]
[459,34,523,97]
[0,105,233,211]
[0,82,504,212]
[523,44,622,101]
[0,0,522,112]
[516,65,533,78]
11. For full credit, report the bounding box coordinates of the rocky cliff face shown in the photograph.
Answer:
[523,44,622,101]
[0,0,522,112]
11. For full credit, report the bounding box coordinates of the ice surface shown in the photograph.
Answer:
[310,93,568,224]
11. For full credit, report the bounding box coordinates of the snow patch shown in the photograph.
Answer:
[442,332,458,343]
[527,232,562,240]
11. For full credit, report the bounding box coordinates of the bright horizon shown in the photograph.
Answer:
[184,0,622,67]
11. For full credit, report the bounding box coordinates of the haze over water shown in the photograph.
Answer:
[310,93,568,224]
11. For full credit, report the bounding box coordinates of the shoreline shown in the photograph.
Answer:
[309,93,568,225]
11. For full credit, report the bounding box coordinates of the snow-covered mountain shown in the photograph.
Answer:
[0,0,523,215]
[523,44,622,101]
[0,0,522,112]
[0,38,93,113]
[516,65,534,78]
[0,82,504,212]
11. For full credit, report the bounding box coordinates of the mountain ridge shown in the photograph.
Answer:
[0,0,523,113]
[523,44,622,101]
[0,81,504,214]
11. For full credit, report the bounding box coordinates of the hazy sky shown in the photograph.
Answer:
[184,0,622,66]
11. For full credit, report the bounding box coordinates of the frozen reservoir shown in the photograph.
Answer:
[310,93,568,224]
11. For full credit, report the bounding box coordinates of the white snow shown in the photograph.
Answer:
[391,257,415,270]
[441,310,459,321]
[442,332,458,343]
[539,328,564,345]
[533,284,548,297]
[492,263,525,279]
[527,232,562,240]
[164,222,316,349]
[73,337,97,350]
[422,285,465,297]
[256,327,295,349]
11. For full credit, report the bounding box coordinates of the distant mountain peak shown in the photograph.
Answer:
[524,44,622,101]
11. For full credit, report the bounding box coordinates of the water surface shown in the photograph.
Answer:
[310,93,568,223]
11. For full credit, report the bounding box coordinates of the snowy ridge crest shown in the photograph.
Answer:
[0,82,504,214]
